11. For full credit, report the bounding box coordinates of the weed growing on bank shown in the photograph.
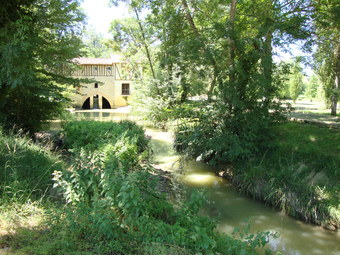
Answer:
[238,122,340,229]
[62,120,149,154]
[0,128,64,254]
[0,128,64,201]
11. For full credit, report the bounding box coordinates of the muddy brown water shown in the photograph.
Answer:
[51,109,340,255]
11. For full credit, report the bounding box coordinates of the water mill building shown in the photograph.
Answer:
[71,55,141,109]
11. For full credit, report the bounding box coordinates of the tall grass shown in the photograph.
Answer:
[233,122,340,229]
[0,128,64,253]
[0,129,64,202]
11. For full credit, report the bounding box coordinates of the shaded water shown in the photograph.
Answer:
[67,110,340,255]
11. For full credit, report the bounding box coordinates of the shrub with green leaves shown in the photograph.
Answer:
[174,100,284,164]
[53,156,270,254]
[62,120,149,155]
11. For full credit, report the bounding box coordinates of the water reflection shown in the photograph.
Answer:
[74,109,129,121]
[183,173,219,186]
[66,110,340,255]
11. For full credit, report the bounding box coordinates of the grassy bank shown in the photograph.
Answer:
[0,122,273,254]
[0,129,64,254]
[175,119,339,230]
[223,122,340,230]
[0,129,64,202]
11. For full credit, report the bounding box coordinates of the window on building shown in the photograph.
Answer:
[122,83,130,95]
[107,66,112,71]
[94,66,98,71]
[94,83,98,88]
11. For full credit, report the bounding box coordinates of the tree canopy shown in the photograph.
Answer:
[0,0,85,133]
[82,28,112,58]
[111,0,317,161]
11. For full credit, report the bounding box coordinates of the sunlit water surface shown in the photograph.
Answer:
[59,110,340,255]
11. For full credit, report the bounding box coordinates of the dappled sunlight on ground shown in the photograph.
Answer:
[0,203,45,236]
[309,135,317,142]
[283,100,340,127]
[0,203,47,255]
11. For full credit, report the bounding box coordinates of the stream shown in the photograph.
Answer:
[53,109,340,255]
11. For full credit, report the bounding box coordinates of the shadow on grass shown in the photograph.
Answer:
[0,225,53,255]
[0,224,99,255]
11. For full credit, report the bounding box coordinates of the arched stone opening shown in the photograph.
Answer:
[81,95,112,109]
[102,96,111,109]
[82,97,90,109]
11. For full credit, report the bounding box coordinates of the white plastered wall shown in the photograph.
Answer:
[73,76,133,108]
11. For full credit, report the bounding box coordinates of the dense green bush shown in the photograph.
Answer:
[174,101,284,164]
[0,129,63,200]
[62,120,149,155]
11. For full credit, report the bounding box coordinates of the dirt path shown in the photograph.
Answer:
[282,100,339,128]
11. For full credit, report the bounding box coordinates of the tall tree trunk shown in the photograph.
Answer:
[261,0,274,108]
[331,41,340,116]
[228,0,237,86]
[134,8,156,81]
[226,0,237,111]
[181,0,222,101]
[207,74,216,101]
[181,0,199,36]
[179,67,189,103]
[263,28,273,107]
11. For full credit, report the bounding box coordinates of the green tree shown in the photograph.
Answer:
[312,0,340,115]
[288,58,305,102]
[305,73,319,100]
[109,17,157,81]
[112,0,315,161]
[82,28,111,58]
[276,61,291,99]
[0,0,84,133]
